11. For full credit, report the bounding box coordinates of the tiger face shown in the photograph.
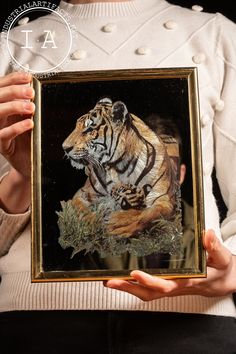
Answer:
[62,98,129,170]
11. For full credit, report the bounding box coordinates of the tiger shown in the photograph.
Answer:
[62,97,179,238]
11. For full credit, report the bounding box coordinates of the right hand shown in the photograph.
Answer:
[0,71,35,179]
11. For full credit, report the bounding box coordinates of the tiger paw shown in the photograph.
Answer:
[107,209,145,237]
[72,198,96,223]
[111,183,151,210]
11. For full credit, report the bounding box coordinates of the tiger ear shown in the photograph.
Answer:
[112,101,129,124]
[97,97,112,105]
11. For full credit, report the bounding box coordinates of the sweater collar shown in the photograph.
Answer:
[59,0,166,18]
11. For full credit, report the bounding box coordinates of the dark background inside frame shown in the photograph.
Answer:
[40,76,192,271]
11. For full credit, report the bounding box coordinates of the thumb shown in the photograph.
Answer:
[203,229,232,270]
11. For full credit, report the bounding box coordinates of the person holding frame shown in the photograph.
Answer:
[0,0,236,353]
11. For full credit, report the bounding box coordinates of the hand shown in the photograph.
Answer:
[104,230,236,300]
[0,72,35,177]
[0,72,35,213]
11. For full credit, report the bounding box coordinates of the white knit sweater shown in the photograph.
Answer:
[0,0,236,316]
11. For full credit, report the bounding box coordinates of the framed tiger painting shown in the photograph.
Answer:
[31,68,206,282]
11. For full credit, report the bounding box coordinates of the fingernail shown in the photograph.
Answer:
[21,72,31,80]
[23,87,34,98]
[22,118,34,128]
[23,101,35,112]
[210,237,218,250]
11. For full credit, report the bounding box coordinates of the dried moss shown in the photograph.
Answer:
[57,198,183,258]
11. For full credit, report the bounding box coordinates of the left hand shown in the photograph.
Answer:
[104,230,236,300]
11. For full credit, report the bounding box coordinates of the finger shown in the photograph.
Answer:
[130,270,208,298]
[0,72,32,88]
[203,230,232,270]
[105,269,211,299]
[0,101,35,118]
[106,271,189,295]
[130,270,188,293]
[104,278,159,301]
[105,277,195,300]
[0,85,35,103]
[0,119,34,151]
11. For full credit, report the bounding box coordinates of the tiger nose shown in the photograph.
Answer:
[63,146,73,154]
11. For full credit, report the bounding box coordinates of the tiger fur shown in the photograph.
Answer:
[62,98,179,238]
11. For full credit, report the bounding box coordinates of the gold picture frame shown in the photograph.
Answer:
[31,68,206,282]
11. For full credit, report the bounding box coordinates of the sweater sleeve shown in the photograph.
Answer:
[0,155,31,258]
[0,208,30,257]
[214,14,236,254]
